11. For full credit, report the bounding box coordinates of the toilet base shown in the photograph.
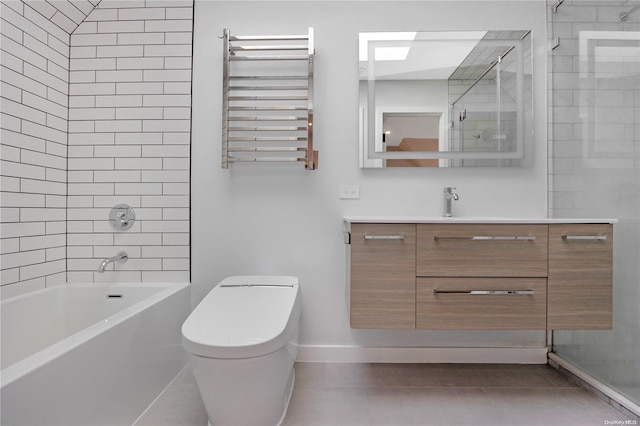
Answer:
[277,368,295,426]
[206,369,295,426]
[189,342,297,426]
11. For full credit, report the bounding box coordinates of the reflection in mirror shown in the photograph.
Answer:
[359,30,533,168]
[383,112,440,167]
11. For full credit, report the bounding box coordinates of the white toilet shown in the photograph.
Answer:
[181,276,301,426]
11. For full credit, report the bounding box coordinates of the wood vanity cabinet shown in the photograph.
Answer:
[347,220,613,330]
[416,224,548,277]
[350,223,416,329]
[548,224,613,330]
[416,278,547,330]
[416,223,548,330]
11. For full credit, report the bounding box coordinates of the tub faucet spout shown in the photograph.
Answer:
[443,187,459,217]
[98,251,128,273]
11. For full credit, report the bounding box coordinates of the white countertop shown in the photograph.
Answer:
[344,216,618,224]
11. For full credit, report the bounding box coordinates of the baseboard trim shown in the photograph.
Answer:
[295,345,548,364]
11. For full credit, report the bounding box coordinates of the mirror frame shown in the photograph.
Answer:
[359,30,533,168]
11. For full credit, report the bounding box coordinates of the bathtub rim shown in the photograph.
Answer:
[1,282,190,388]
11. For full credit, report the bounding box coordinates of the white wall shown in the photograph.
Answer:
[191,1,548,352]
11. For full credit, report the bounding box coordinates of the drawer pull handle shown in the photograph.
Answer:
[434,235,536,241]
[562,235,607,241]
[364,234,405,240]
[433,289,535,295]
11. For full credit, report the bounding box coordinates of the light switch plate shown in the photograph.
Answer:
[339,185,360,199]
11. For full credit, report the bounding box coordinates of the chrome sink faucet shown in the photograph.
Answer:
[443,187,459,217]
[98,251,128,273]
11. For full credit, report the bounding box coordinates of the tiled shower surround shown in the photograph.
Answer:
[0,0,193,297]
[1,0,80,297]
[66,1,192,283]
[548,0,640,408]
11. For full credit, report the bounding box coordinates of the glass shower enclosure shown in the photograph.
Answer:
[548,0,640,416]
[448,31,533,167]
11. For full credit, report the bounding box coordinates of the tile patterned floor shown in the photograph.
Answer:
[135,363,631,426]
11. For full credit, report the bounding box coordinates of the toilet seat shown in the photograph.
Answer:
[181,276,300,359]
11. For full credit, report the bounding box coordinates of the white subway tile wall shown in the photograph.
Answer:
[549,0,640,406]
[1,0,192,298]
[66,0,192,283]
[1,0,87,298]
[548,1,640,216]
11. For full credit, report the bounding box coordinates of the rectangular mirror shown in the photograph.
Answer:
[359,30,533,168]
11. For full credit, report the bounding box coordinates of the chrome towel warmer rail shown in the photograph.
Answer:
[221,28,318,170]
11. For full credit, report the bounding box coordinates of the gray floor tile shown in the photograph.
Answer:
[483,388,630,426]
[363,363,442,388]
[527,364,581,388]
[136,363,632,425]
[431,364,563,388]
[365,387,508,426]
[134,366,208,426]
[294,362,377,388]
[281,386,370,426]
[294,362,441,388]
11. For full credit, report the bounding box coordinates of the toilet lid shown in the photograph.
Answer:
[181,276,300,359]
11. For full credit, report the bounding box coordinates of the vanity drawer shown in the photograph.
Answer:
[416,278,547,330]
[416,224,548,277]
[350,223,416,329]
[548,224,613,329]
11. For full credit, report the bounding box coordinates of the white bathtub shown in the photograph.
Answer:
[0,282,190,426]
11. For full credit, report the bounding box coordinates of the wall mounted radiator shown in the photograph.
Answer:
[221,28,318,170]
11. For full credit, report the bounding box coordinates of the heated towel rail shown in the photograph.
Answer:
[221,28,318,170]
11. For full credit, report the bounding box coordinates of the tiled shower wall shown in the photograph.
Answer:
[1,0,192,298]
[548,0,640,407]
[66,0,192,283]
[448,36,532,166]
[548,1,640,216]
[0,1,85,298]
